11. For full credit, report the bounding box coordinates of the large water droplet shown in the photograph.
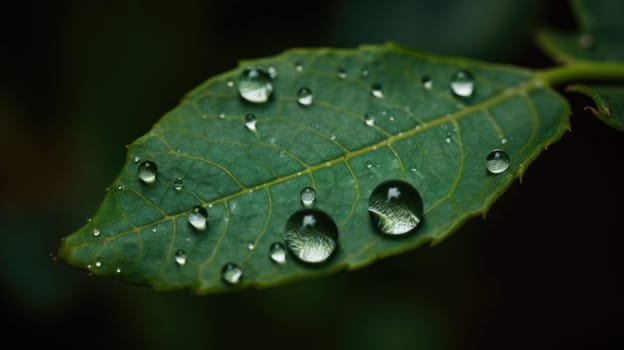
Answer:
[450,70,475,98]
[221,263,243,284]
[175,249,187,266]
[371,83,384,98]
[245,113,257,132]
[422,76,433,90]
[283,209,338,264]
[297,87,313,106]
[368,180,424,236]
[138,160,157,184]
[300,187,316,207]
[173,178,184,191]
[485,149,510,174]
[238,67,273,103]
[188,205,208,231]
[269,242,287,264]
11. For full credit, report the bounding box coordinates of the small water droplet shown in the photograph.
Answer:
[226,80,234,87]
[138,160,158,184]
[500,137,508,145]
[247,241,255,251]
[450,70,475,98]
[368,180,424,236]
[366,160,373,169]
[283,209,338,264]
[218,112,226,119]
[151,227,157,233]
[371,83,384,98]
[485,149,510,174]
[117,184,125,191]
[361,68,369,77]
[221,263,243,284]
[245,113,257,131]
[92,228,100,237]
[173,178,184,191]
[115,267,122,274]
[300,187,316,207]
[365,113,375,127]
[422,76,433,90]
[297,87,313,106]
[269,242,287,264]
[188,205,208,231]
[330,134,336,140]
[337,69,347,79]
[579,33,594,49]
[445,133,452,144]
[295,62,304,72]
[133,156,141,163]
[238,67,273,103]
[174,249,187,266]
[95,261,102,268]
[278,150,286,157]
[267,66,278,79]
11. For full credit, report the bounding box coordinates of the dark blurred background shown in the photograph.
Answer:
[1,0,623,349]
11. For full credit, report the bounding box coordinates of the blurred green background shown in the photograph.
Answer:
[1,1,623,349]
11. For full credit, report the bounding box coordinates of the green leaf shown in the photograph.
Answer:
[58,44,570,294]
[567,84,624,132]
[537,0,624,63]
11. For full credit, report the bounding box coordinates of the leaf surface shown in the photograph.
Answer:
[537,0,624,63]
[59,44,569,294]
[568,84,624,132]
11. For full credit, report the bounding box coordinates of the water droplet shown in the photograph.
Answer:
[269,242,287,264]
[133,156,141,163]
[267,66,278,79]
[188,205,208,231]
[247,241,255,251]
[579,33,594,49]
[221,263,243,284]
[368,180,424,236]
[92,228,101,237]
[173,178,184,191]
[297,87,313,106]
[116,184,125,191]
[300,187,316,207]
[245,113,257,131]
[361,68,369,77]
[226,80,234,87]
[371,83,383,98]
[365,113,375,127]
[115,267,122,274]
[283,209,338,264]
[238,67,273,103]
[485,149,510,174]
[295,62,303,72]
[500,137,508,145]
[174,249,187,266]
[337,69,347,79]
[218,112,226,119]
[278,150,286,157]
[422,76,433,90]
[138,160,158,184]
[95,261,102,268]
[330,134,336,140]
[450,70,475,98]
[365,160,373,169]
[445,133,452,144]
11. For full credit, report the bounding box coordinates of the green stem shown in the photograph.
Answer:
[536,62,624,86]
